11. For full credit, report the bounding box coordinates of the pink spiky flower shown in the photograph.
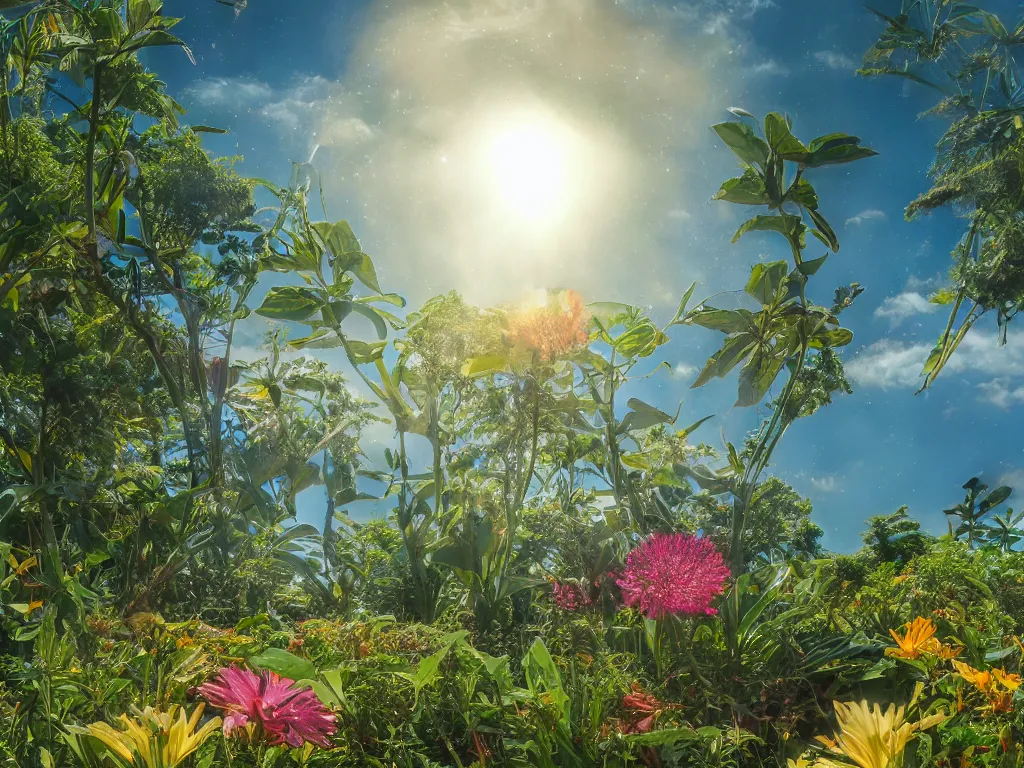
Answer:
[195,666,336,748]
[614,533,729,619]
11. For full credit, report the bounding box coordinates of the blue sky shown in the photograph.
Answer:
[149,0,1024,552]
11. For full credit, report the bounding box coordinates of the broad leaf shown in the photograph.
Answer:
[711,121,769,168]
[255,286,323,321]
[744,261,789,305]
[714,169,769,205]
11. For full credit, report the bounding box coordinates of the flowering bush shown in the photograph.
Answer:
[196,666,337,748]
[614,533,730,618]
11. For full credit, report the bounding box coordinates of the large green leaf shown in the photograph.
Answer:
[744,261,789,305]
[736,349,786,407]
[288,329,344,350]
[248,648,316,681]
[714,169,769,205]
[809,328,853,348]
[732,214,803,245]
[255,286,323,321]
[613,321,668,358]
[711,122,769,168]
[692,333,755,388]
[686,307,754,334]
[617,398,676,434]
[764,112,807,158]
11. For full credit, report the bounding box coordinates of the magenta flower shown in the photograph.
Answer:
[614,533,729,619]
[551,581,592,611]
[195,666,336,748]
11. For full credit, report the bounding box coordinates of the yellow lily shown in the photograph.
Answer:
[815,700,944,768]
[87,704,221,768]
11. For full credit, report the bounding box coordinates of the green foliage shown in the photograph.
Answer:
[861,1,1024,390]
[2,3,1024,768]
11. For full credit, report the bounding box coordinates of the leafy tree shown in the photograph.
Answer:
[861,506,932,566]
[861,1,1024,390]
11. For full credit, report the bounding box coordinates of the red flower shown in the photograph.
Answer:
[619,683,682,734]
[551,581,592,611]
[196,666,336,748]
[614,533,729,619]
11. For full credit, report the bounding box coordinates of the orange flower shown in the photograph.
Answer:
[507,290,589,361]
[953,659,992,691]
[887,617,937,660]
[886,617,961,661]
[953,660,1020,713]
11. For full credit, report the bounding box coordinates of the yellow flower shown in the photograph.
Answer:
[815,700,944,768]
[992,668,1022,692]
[87,705,221,768]
[886,617,937,660]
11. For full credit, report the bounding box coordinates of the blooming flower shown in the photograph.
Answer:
[885,617,961,661]
[953,659,1021,713]
[196,666,336,748]
[616,683,682,734]
[86,704,221,768]
[551,580,592,611]
[507,289,589,361]
[614,533,729,619]
[814,700,945,768]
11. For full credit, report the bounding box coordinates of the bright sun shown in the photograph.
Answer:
[486,118,571,226]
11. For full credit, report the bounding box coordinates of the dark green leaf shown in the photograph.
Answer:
[714,169,769,205]
[736,349,786,407]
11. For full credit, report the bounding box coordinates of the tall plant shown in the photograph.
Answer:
[687,110,876,572]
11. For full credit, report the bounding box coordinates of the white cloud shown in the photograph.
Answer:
[977,378,1024,409]
[814,50,856,71]
[667,209,692,220]
[185,77,272,108]
[674,362,698,378]
[905,272,943,293]
[186,74,374,149]
[752,59,788,75]
[845,209,887,227]
[848,330,1024,393]
[874,292,939,324]
[811,474,841,493]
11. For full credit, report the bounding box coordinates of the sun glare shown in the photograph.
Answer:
[486,118,571,226]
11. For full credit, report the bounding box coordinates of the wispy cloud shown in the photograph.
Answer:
[811,474,842,493]
[874,291,939,325]
[845,209,887,227]
[752,59,788,75]
[814,50,856,71]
